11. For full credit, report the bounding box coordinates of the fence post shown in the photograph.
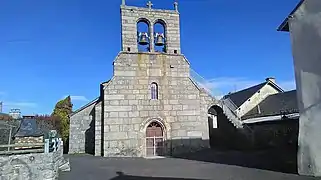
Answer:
[58,138,62,150]
[7,127,12,151]
[44,139,49,153]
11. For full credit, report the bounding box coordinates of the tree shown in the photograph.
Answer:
[51,96,73,145]
[34,114,60,133]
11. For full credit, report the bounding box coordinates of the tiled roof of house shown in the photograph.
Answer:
[242,90,298,119]
[223,83,266,107]
[0,113,11,120]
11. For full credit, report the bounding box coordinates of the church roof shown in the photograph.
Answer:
[242,90,298,119]
[70,80,110,117]
[277,0,305,32]
[70,97,99,117]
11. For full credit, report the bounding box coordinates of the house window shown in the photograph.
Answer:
[151,82,158,99]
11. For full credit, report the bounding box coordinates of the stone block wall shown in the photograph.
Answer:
[0,147,63,180]
[69,101,97,154]
[101,52,213,157]
[121,5,181,54]
[14,136,44,150]
[94,100,102,156]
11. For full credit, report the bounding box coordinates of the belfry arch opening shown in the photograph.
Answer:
[137,19,151,52]
[153,20,166,53]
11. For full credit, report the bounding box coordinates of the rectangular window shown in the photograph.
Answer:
[212,115,218,128]
[151,83,158,99]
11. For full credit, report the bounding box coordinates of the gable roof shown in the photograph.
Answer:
[277,0,305,32]
[223,83,266,107]
[223,78,284,108]
[242,90,298,119]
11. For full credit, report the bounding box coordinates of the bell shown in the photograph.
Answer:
[155,33,165,46]
[138,32,149,45]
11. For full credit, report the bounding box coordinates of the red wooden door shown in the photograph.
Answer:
[146,122,164,156]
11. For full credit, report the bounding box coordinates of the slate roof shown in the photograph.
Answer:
[14,118,44,137]
[223,83,266,108]
[277,0,305,32]
[242,90,298,120]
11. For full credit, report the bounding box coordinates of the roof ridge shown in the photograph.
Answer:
[225,82,266,96]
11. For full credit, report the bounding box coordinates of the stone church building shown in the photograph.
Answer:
[69,1,217,157]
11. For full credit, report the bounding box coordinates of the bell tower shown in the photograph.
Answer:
[120,0,181,54]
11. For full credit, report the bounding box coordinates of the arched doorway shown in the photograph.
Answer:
[146,121,164,156]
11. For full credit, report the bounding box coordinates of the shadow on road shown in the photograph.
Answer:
[110,172,206,180]
[155,138,297,174]
[170,147,297,174]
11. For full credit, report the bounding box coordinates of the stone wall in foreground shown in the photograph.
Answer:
[0,145,64,180]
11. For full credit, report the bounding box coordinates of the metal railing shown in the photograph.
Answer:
[189,68,222,98]
[189,69,245,128]
[222,97,238,112]
[220,100,243,128]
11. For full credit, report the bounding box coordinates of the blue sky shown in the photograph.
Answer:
[0,0,299,115]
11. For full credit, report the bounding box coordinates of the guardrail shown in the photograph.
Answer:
[0,138,62,155]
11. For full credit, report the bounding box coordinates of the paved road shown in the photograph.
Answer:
[59,154,320,180]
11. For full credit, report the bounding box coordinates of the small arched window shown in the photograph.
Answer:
[151,82,158,99]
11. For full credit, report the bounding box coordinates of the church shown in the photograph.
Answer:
[68,1,217,157]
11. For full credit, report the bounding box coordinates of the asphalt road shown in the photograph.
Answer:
[59,154,320,180]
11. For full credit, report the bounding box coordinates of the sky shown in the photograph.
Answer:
[0,0,300,115]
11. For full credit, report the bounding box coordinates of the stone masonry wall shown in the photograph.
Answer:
[121,5,181,54]
[94,100,102,156]
[102,52,212,157]
[69,101,97,154]
[15,136,44,150]
[0,147,63,180]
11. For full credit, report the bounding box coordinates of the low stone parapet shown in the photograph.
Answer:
[0,140,69,180]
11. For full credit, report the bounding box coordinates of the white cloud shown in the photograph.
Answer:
[196,77,296,98]
[205,77,260,92]
[278,80,296,91]
[5,102,37,108]
[63,95,89,102]
[196,77,260,98]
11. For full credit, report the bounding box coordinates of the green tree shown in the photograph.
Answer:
[51,96,73,144]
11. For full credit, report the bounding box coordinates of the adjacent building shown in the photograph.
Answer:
[208,78,299,150]
[278,0,321,176]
